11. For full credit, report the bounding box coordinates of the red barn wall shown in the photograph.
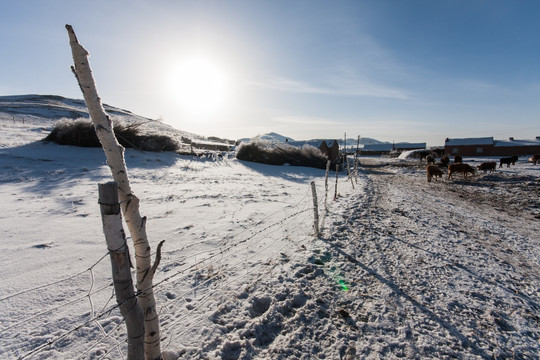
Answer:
[445,144,540,156]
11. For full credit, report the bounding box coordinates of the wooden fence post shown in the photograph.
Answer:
[324,160,330,211]
[334,164,339,200]
[98,182,144,360]
[66,25,162,358]
[354,135,360,184]
[353,157,359,184]
[310,181,319,236]
[346,157,354,189]
[343,132,347,173]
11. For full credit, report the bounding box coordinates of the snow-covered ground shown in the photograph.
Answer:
[1,113,539,359]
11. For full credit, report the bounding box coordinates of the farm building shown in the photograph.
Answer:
[361,142,426,155]
[444,137,540,156]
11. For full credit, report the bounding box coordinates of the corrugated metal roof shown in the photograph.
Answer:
[363,142,426,152]
[445,137,494,146]
[363,144,393,152]
[494,139,540,147]
[394,142,426,149]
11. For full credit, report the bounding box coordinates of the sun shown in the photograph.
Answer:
[170,56,231,117]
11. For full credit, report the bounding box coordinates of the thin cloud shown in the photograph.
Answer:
[273,115,346,126]
[250,75,409,100]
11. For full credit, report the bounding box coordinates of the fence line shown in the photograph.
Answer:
[81,205,315,358]
[6,177,345,359]
[160,232,307,351]
[9,209,311,358]
[0,252,110,303]
[150,206,312,292]
[17,296,126,360]
[75,319,127,360]
[154,209,309,302]
[146,185,313,274]
[156,211,315,345]
[148,206,313,314]
[2,282,112,334]
[14,209,316,358]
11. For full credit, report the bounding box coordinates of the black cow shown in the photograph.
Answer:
[499,155,518,168]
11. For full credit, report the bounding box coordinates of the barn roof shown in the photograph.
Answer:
[445,137,494,146]
[363,143,393,152]
[494,138,540,147]
[363,142,426,152]
[394,142,426,150]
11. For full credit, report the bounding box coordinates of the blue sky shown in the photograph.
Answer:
[1,1,540,145]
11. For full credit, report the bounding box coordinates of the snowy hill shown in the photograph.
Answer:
[0,94,148,121]
[0,94,228,149]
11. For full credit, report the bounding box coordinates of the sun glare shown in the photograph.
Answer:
[170,56,231,117]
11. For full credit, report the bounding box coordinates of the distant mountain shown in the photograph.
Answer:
[238,132,293,143]
[239,132,386,149]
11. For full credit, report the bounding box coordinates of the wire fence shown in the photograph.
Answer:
[0,171,349,359]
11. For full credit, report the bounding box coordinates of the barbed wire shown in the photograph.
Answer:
[156,185,312,262]
[149,207,312,293]
[6,179,337,359]
[16,298,123,360]
[0,252,109,303]
[2,282,112,334]
[160,234,303,351]
[7,208,310,359]
[74,319,127,360]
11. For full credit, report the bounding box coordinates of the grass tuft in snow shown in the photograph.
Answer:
[43,118,180,152]
[236,140,327,169]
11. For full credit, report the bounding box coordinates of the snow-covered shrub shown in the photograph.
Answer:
[43,118,179,151]
[236,140,327,169]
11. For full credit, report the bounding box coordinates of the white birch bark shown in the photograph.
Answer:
[65,24,162,360]
[99,182,145,360]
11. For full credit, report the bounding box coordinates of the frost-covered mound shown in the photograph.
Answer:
[236,140,327,168]
[43,118,180,151]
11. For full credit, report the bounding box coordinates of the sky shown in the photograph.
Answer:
[1,0,540,146]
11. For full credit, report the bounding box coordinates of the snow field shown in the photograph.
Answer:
[1,116,539,359]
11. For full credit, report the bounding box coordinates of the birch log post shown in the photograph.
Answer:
[99,182,145,360]
[334,164,339,200]
[346,157,354,189]
[324,160,330,211]
[66,25,163,359]
[310,181,319,236]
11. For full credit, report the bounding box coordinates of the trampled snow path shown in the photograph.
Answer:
[318,160,540,359]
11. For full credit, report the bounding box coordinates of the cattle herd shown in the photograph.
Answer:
[425,154,539,182]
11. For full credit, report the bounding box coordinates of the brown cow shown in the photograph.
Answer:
[440,155,450,167]
[426,164,443,182]
[477,161,497,174]
[448,163,476,180]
